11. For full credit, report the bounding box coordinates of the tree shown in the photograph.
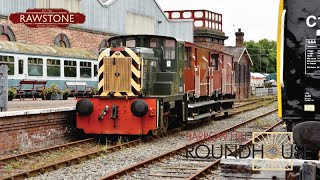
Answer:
[244,39,277,73]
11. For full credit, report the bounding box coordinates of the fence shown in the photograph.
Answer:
[252,87,277,97]
[0,65,8,111]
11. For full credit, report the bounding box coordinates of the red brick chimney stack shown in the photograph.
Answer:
[235,28,244,47]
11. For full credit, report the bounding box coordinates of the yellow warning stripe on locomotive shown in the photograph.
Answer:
[98,48,142,97]
[276,0,284,118]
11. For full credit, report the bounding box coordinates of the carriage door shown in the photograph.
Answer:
[16,56,27,80]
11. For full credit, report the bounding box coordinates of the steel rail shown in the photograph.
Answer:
[1,97,276,179]
[100,109,278,180]
[0,138,95,164]
[0,128,181,180]
[187,120,284,180]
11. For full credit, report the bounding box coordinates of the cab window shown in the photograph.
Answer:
[126,39,136,47]
[150,38,159,48]
[163,39,176,60]
[110,39,123,47]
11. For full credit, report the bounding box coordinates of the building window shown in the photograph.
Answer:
[0,55,14,75]
[47,59,61,77]
[80,61,91,78]
[54,33,71,48]
[28,58,43,76]
[0,25,16,41]
[64,60,76,77]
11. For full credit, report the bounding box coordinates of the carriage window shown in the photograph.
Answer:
[163,39,176,60]
[80,62,92,78]
[64,60,76,77]
[126,39,136,47]
[0,55,14,75]
[94,64,98,77]
[28,58,43,76]
[18,59,23,74]
[47,59,60,77]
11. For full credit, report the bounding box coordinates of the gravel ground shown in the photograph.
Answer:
[0,141,101,178]
[117,112,279,179]
[29,102,278,180]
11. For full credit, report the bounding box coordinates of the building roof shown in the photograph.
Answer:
[251,72,266,79]
[0,41,97,60]
[223,46,253,65]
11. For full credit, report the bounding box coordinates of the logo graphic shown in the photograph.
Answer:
[9,9,86,28]
[252,132,293,171]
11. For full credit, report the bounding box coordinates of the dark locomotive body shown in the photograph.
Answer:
[76,35,234,135]
[278,0,320,158]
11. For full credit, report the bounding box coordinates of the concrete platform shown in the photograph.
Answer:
[0,99,77,117]
[7,98,76,111]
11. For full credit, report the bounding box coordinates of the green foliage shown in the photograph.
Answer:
[91,87,98,95]
[63,88,71,95]
[8,87,17,97]
[244,39,277,73]
[46,83,62,95]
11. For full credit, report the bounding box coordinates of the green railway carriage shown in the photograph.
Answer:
[0,41,98,89]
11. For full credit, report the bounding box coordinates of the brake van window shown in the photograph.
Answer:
[0,55,14,75]
[28,58,43,76]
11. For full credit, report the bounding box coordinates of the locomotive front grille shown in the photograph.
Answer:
[104,57,132,92]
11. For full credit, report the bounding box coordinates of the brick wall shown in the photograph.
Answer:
[194,37,224,52]
[0,111,78,155]
[235,55,251,100]
[0,16,111,53]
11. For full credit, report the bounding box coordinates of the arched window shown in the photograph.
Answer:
[99,38,109,51]
[54,33,71,48]
[0,25,16,41]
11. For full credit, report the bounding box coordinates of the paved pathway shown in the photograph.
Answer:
[6,98,76,111]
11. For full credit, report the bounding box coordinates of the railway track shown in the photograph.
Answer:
[99,109,281,179]
[235,95,276,103]
[233,98,270,109]
[0,97,276,180]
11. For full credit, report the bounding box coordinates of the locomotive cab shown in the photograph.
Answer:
[76,35,185,135]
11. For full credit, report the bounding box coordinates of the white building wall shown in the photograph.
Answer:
[0,0,194,42]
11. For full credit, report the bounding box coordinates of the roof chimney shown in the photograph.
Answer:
[235,28,244,47]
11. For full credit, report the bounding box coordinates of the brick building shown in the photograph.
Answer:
[0,0,193,54]
[224,29,252,100]
[0,16,111,54]
[165,10,227,51]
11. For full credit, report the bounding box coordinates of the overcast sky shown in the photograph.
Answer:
[157,0,280,46]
